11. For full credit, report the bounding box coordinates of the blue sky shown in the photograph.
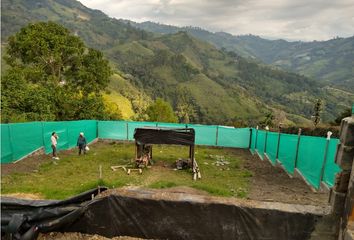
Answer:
[79,0,354,41]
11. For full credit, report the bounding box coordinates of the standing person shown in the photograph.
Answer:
[51,132,59,160]
[77,132,87,155]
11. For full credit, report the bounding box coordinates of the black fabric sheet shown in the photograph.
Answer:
[1,187,107,240]
[1,187,326,240]
[133,127,195,146]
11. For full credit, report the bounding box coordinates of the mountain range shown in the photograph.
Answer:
[1,0,353,125]
[129,21,354,92]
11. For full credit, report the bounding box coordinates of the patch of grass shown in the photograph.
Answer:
[149,181,178,189]
[1,142,252,200]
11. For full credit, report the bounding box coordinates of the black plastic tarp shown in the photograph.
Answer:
[1,187,328,240]
[134,127,195,146]
[1,187,107,240]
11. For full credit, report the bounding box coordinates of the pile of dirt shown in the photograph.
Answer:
[38,232,150,240]
[237,149,329,206]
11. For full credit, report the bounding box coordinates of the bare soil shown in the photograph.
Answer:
[1,144,329,206]
[238,149,329,206]
[38,232,150,240]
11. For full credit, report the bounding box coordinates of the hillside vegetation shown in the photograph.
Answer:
[132,21,354,92]
[2,0,353,125]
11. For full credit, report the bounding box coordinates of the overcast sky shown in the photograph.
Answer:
[79,0,354,41]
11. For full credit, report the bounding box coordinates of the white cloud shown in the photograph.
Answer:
[79,0,354,41]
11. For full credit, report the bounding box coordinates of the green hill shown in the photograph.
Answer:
[1,0,352,125]
[131,21,354,92]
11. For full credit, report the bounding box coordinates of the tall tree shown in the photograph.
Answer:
[1,22,116,122]
[146,98,178,123]
[312,99,323,127]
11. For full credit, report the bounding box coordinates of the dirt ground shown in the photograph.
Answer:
[1,145,329,206]
[38,232,150,240]
[240,149,329,205]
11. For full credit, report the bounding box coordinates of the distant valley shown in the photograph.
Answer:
[1,0,353,125]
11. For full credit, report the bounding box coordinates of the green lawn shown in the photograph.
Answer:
[1,142,252,200]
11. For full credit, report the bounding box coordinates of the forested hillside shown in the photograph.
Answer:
[132,21,354,91]
[1,0,353,125]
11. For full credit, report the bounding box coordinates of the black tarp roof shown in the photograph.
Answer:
[133,127,195,146]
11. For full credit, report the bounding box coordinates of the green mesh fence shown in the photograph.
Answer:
[127,121,157,140]
[1,124,13,163]
[186,124,217,146]
[43,121,69,153]
[67,120,97,148]
[250,128,256,153]
[98,121,127,140]
[255,130,266,159]
[0,120,342,190]
[323,139,341,187]
[10,122,44,159]
[156,122,187,128]
[296,136,327,188]
[265,132,279,164]
[217,127,250,148]
[277,133,298,174]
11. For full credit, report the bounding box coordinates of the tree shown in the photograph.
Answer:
[312,99,323,128]
[175,86,197,123]
[146,98,178,123]
[333,108,351,125]
[1,22,115,122]
[259,112,274,128]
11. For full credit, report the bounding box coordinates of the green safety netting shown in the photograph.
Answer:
[1,124,13,163]
[186,124,217,146]
[43,121,70,153]
[217,127,250,148]
[296,136,327,188]
[265,132,279,164]
[0,120,343,190]
[250,128,257,153]
[322,139,341,187]
[127,121,157,140]
[277,133,298,174]
[98,121,127,140]
[9,122,43,160]
[156,122,187,128]
[255,130,266,159]
[67,120,97,148]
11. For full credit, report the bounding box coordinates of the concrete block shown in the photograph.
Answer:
[330,189,347,215]
[344,229,354,240]
[340,117,354,146]
[336,145,354,170]
[320,182,330,193]
[334,171,351,193]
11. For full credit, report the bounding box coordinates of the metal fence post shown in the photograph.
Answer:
[215,125,219,146]
[8,124,14,162]
[96,120,99,139]
[294,128,302,168]
[41,121,45,147]
[126,122,129,140]
[275,125,282,160]
[65,122,70,149]
[320,131,332,182]
[264,126,269,153]
[254,126,259,151]
[248,128,253,149]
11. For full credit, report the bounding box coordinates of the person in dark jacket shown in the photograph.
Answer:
[77,132,87,155]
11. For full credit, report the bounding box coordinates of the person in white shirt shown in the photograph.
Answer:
[51,132,59,160]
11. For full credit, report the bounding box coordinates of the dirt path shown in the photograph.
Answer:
[237,148,329,206]
[1,150,50,176]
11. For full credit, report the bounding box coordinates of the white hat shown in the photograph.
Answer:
[80,132,84,136]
